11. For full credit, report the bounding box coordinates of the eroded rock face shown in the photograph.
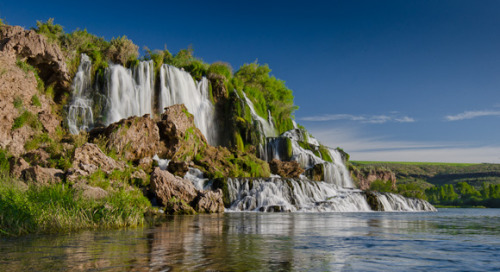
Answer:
[150,167,198,207]
[193,189,225,213]
[157,104,206,160]
[0,25,71,93]
[22,165,64,185]
[9,157,29,179]
[67,143,123,181]
[167,161,189,177]
[90,115,162,162]
[269,159,304,178]
[353,168,397,190]
[0,51,59,156]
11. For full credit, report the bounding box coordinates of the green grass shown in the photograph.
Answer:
[351,161,479,167]
[0,177,151,236]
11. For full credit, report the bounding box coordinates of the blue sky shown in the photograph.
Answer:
[2,0,500,163]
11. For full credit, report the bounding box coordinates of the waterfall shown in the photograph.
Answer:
[374,192,437,212]
[67,54,94,134]
[241,91,276,138]
[104,60,155,125]
[159,65,217,145]
[266,129,354,188]
[224,178,435,212]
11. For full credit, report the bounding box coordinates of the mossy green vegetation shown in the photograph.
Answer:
[233,63,297,134]
[0,177,150,236]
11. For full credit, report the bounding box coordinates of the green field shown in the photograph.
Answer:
[351,161,479,167]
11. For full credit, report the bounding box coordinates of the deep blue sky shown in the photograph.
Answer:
[2,0,500,162]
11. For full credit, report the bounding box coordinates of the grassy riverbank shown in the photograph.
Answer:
[0,176,152,236]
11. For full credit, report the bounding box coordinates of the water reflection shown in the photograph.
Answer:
[1,209,500,271]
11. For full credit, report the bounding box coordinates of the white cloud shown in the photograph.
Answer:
[445,110,500,121]
[300,113,415,124]
[308,127,500,163]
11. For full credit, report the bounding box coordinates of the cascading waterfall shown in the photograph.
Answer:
[104,60,155,125]
[225,178,436,212]
[240,92,277,138]
[67,54,94,134]
[159,65,218,145]
[266,129,354,188]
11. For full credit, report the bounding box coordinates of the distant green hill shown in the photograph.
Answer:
[350,161,500,207]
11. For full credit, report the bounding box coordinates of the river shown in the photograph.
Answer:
[1,208,499,271]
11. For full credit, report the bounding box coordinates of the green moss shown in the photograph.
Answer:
[319,145,333,163]
[13,97,23,109]
[31,95,41,107]
[212,178,230,207]
[0,149,10,177]
[234,132,245,152]
[285,138,293,160]
[12,111,42,131]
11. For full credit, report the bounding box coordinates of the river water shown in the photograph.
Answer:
[1,208,499,271]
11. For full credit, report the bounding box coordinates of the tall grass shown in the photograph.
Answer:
[0,177,151,236]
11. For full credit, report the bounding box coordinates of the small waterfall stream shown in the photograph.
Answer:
[67,54,94,134]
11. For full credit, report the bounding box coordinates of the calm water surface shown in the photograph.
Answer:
[1,208,499,271]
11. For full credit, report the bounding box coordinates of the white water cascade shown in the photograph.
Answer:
[67,54,94,134]
[159,65,217,145]
[225,178,436,212]
[266,129,354,188]
[240,91,277,138]
[104,60,155,125]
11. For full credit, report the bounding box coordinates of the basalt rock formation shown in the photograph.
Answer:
[0,25,71,94]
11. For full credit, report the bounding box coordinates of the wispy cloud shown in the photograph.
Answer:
[445,110,500,121]
[308,127,500,163]
[300,113,415,124]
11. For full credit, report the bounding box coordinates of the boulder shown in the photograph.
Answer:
[269,159,304,178]
[38,110,60,134]
[157,104,206,160]
[150,167,198,206]
[193,189,225,213]
[0,25,71,93]
[67,143,123,181]
[137,157,154,171]
[73,182,109,200]
[9,157,29,179]
[73,143,124,174]
[22,165,64,185]
[23,148,50,166]
[90,115,162,162]
[167,161,189,177]
[164,198,196,215]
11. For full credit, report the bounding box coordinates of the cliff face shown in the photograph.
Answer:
[0,25,71,95]
[352,167,397,190]
[0,50,59,156]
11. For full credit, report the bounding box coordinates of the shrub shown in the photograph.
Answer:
[106,36,139,66]
[0,149,10,177]
[33,18,64,44]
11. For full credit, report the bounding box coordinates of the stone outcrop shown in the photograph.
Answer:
[22,165,64,185]
[0,51,59,156]
[352,168,397,190]
[73,182,109,200]
[157,104,206,160]
[167,161,189,177]
[269,159,304,178]
[0,25,71,93]
[150,167,225,214]
[194,189,225,213]
[150,167,198,207]
[23,148,50,166]
[67,143,123,181]
[9,157,29,179]
[90,115,162,162]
